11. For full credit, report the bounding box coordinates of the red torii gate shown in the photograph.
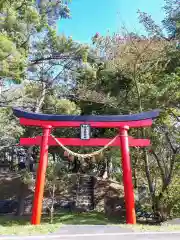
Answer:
[13,108,160,225]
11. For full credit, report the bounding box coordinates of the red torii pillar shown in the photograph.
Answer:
[31,126,52,225]
[120,126,136,224]
[13,108,160,225]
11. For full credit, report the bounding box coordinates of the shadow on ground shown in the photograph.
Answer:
[0,211,125,226]
[0,214,30,226]
[43,211,126,225]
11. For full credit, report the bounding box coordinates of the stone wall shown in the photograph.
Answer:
[94,178,125,219]
[71,174,94,210]
[0,173,125,218]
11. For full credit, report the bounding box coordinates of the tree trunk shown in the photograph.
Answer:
[34,81,46,113]
[17,82,47,216]
[50,208,54,224]
[16,182,27,216]
[99,160,106,178]
[133,157,138,189]
[10,147,14,171]
[52,153,56,162]
[152,194,169,222]
[50,183,56,223]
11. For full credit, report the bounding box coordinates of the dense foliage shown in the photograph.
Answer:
[0,0,179,221]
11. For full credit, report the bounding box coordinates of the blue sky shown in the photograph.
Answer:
[58,0,166,43]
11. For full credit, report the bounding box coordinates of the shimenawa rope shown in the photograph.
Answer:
[51,134,119,159]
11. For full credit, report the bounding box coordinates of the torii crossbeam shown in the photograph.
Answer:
[13,108,160,225]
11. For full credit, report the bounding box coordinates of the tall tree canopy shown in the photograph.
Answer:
[0,0,71,82]
[0,0,179,221]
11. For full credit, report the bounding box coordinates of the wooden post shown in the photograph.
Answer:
[31,126,51,225]
[120,126,136,224]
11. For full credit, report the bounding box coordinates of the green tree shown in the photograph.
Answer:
[84,0,180,220]
[0,0,71,82]
[45,160,69,223]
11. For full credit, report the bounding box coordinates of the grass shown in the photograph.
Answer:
[0,212,180,236]
[0,211,119,235]
[124,224,180,232]
[0,212,116,236]
[0,215,58,236]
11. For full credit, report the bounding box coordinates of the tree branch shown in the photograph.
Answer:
[151,150,166,183]
[165,132,177,154]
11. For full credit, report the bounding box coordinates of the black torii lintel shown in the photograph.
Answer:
[13,108,160,122]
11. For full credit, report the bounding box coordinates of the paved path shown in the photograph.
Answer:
[50,224,180,240]
[56,225,133,234]
[0,225,180,240]
[54,232,180,240]
[0,232,180,240]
